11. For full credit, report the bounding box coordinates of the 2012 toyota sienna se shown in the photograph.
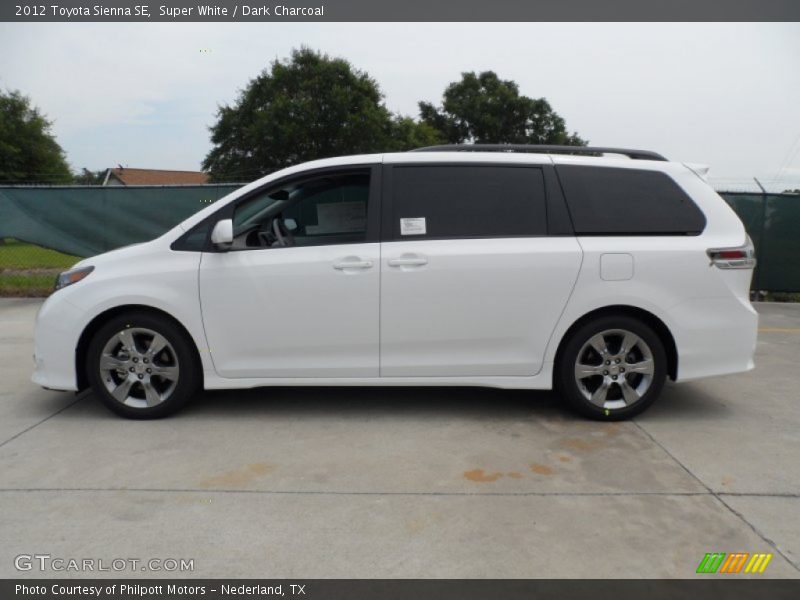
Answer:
[32,145,758,420]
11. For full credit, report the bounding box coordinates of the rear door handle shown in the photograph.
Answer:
[388,256,428,267]
[333,259,373,270]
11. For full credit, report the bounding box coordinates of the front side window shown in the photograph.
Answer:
[232,171,370,249]
[390,165,547,240]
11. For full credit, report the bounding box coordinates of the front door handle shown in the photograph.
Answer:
[388,256,428,267]
[333,259,373,270]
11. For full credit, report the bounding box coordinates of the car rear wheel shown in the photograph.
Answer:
[86,311,200,419]
[556,315,667,420]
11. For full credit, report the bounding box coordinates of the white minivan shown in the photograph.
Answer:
[32,145,758,420]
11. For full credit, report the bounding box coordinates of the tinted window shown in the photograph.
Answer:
[391,166,547,240]
[557,166,706,235]
[283,175,369,243]
[174,219,211,251]
[233,172,370,248]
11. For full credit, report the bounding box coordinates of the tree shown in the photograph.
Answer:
[0,90,72,184]
[204,48,404,181]
[386,115,444,151]
[73,168,106,185]
[419,71,586,146]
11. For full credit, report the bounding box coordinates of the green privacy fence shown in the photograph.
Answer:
[0,185,242,257]
[0,185,243,296]
[722,193,800,292]
[1,186,799,292]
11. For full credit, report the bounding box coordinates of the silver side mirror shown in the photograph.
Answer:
[210,219,233,249]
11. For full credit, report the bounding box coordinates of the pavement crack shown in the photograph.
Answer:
[0,394,85,450]
[715,493,800,572]
[633,420,800,574]
[0,488,712,497]
[718,492,800,498]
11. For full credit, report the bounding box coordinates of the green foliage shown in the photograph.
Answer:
[0,238,79,269]
[386,116,445,151]
[73,168,107,185]
[0,238,78,298]
[765,292,800,302]
[202,52,588,181]
[419,71,586,146]
[0,272,57,297]
[204,48,401,182]
[0,89,72,184]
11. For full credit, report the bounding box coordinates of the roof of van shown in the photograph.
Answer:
[248,149,680,176]
[410,144,667,161]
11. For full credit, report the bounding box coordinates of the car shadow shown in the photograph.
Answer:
[178,380,732,423]
[182,385,567,423]
[62,380,732,423]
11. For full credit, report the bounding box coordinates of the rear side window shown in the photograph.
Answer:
[556,166,706,235]
[390,165,547,240]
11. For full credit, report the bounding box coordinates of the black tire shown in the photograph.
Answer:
[556,314,667,421]
[86,311,201,419]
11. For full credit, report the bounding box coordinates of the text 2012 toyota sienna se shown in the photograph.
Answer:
[32,145,758,420]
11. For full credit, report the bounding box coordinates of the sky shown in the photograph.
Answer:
[1,22,799,191]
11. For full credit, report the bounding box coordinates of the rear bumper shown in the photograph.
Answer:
[31,294,83,392]
[669,295,758,382]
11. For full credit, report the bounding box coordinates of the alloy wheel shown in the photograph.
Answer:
[98,327,180,409]
[573,328,655,410]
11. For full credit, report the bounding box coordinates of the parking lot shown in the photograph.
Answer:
[1,299,798,578]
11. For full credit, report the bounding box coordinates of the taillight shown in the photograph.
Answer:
[707,236,756,269]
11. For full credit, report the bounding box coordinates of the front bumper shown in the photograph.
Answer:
[31,294,85,391]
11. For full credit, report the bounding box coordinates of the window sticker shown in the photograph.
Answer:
[400,217,426,236]
[305,201,366,234]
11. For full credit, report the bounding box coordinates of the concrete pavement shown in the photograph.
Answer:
[1,299,798,578]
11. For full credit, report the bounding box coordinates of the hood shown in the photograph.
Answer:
[70,241,150,270]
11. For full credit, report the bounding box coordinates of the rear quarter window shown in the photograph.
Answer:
[556,165,706,235]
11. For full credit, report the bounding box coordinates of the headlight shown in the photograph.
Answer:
[54,266,94,291]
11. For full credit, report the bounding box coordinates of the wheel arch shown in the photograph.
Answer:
[75,304,203,391]
[553,305,678,381]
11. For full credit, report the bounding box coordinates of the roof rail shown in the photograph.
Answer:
[410,144,667,161]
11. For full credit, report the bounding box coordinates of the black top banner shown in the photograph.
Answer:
[3,0,800,22]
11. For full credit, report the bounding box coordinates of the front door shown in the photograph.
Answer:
[200,167,380,378]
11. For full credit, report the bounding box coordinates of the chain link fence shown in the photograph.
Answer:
[1,185,799,296]
[0,184,242,296]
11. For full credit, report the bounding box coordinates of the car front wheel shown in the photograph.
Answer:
[556,315,667,420]
[86,311,200,419]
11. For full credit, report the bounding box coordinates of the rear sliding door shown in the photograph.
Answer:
[379,164,582,377]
